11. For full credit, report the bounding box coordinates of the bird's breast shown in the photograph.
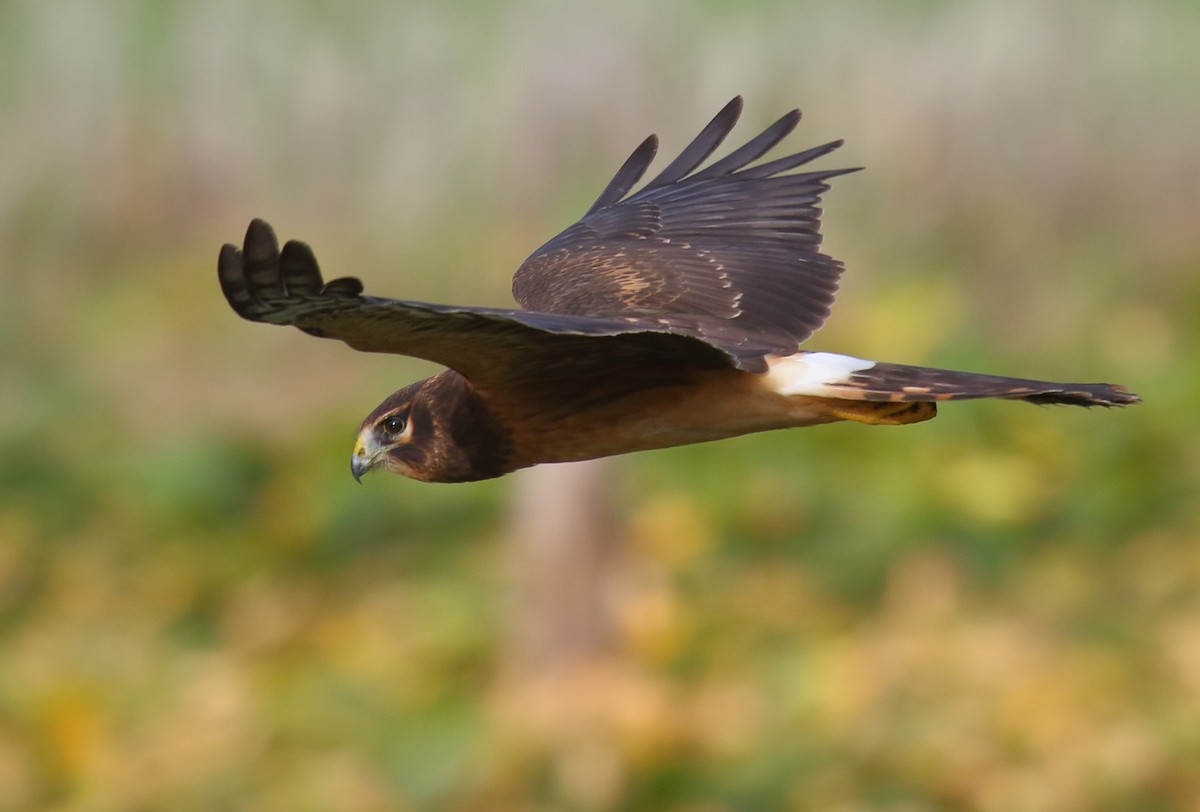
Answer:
[499,366,839,469]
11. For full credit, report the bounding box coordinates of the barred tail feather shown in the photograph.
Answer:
[847,361,1140,406]
[767,352,1141,407]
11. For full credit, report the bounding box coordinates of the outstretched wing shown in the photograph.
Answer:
[219,219,737,390]
[512,96,857,370]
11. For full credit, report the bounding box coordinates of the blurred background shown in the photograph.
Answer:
[1,1,1198,810]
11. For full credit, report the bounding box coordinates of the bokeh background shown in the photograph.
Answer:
[1,1,1198,810]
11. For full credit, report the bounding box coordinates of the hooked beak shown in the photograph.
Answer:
[351,434,383,483]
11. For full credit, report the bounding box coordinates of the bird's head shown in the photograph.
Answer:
[350,371,512,483]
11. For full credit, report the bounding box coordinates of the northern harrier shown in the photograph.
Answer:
[219,98,1139,483]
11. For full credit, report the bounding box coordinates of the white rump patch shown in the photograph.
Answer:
[765,352,877,396]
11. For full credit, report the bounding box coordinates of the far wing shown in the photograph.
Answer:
[219,219,739,391]
[512,97,858,371]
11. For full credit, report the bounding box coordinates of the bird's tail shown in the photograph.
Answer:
[768,351,1141,425]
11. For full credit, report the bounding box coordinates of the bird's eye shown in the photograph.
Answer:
[381,415,407,436]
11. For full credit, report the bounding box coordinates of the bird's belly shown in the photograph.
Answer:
[505,368,837,467]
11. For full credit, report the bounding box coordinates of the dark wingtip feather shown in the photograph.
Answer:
[321,277,365,298]
[220,218,340,322]
[220,219,284,317]
[642,97,745,191]
[585,134,659,216]
[243,219,279,267]
[737,140,853,180]
[278,239,324,296]
[217,242,252,314]
[691,108,802,180]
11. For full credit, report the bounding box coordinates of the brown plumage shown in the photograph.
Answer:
[218,97,1140,483]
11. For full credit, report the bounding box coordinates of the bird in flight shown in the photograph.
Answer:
[219,97,1139,483]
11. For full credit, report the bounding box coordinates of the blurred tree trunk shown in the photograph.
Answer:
[506,458,624,672]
